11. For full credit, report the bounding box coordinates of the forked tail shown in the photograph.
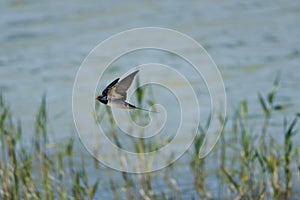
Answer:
[126,102,159,113]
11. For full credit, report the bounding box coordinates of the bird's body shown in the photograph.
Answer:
[96,70,155,112]
[107,99,135,109]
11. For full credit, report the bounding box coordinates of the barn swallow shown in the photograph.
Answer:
[96,70,156,112]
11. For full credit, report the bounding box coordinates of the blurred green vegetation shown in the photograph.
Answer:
[0,77,299,199]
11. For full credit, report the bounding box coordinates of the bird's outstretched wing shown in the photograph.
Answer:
[101,78,119,96]
[110,70,139,100]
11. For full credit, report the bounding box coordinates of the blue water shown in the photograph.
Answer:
[1,0,300,198]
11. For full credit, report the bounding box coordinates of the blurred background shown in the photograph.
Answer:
[1,0,300,199]
[1,0,299,137]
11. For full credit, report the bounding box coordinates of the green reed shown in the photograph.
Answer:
[0,76,300,199]
[0,94,100,200]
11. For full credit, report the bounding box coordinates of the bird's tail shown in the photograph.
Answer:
[126,103,159,113]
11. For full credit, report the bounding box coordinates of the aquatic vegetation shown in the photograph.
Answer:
[0,78,299,199]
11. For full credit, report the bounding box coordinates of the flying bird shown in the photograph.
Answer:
[96,70,156,112]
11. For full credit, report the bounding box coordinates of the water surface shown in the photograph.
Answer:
[1,0,300,197]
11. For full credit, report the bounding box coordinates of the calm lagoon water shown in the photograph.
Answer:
[1,0,300,198]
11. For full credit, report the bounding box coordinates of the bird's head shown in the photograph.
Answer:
[96,95,108,104]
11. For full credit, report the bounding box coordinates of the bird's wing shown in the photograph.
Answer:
[113,70,139,100]
[102,78,119,96]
